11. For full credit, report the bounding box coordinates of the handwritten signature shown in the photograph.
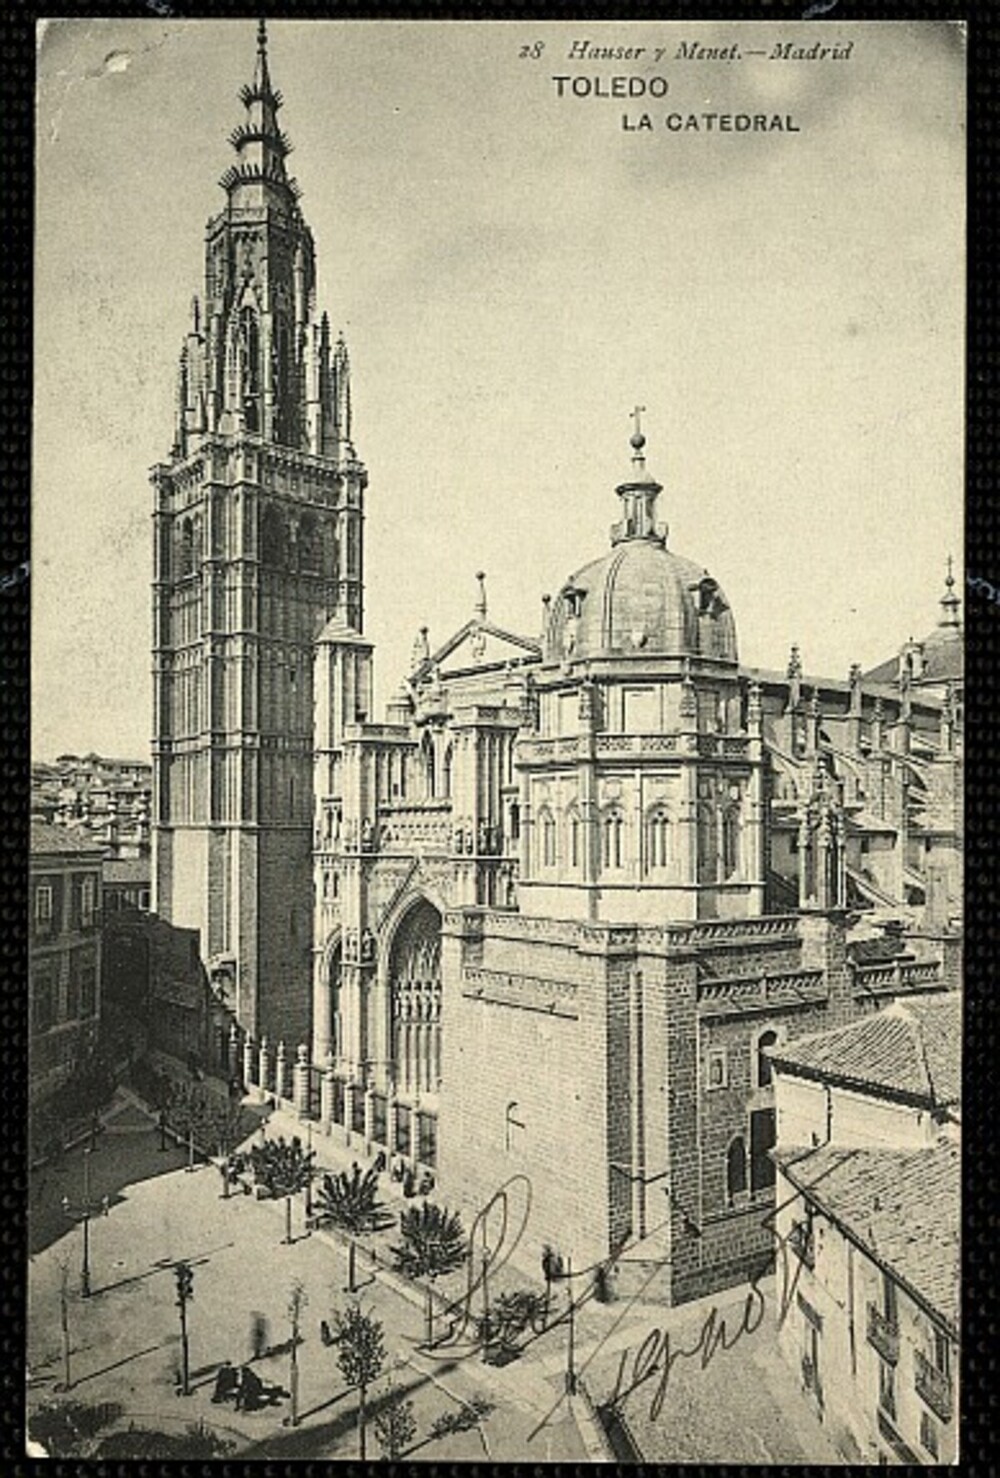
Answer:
[415,1154,842,1443]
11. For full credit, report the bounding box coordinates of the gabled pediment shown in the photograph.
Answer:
[415,620,539,680]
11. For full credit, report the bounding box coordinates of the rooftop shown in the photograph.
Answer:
[30,819,104,859]
[768,993,960,1113]
[776,1140,960,1333]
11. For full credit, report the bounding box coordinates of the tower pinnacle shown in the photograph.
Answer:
[612,405,665,546]
[938,554,961,629]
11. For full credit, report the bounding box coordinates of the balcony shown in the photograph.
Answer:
[914,1349,954,1422]
[866,1303,900,1364]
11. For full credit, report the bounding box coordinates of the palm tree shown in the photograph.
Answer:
[392,1203,468,1347]
[249,1136,316,1244]
[312,1161,388,1292]
[331,1303,385,1461]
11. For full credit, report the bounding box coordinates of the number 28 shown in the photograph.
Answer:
[520,40,545,59]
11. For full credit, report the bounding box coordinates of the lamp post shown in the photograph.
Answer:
[304,1118,314,1218]
[565,1253,577,1396]
[173,1261,194,1396]
[61,1146,103,1298]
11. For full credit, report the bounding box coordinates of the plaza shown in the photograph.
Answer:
[27,1087,839,1462]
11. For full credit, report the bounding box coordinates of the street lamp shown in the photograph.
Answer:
[304,1118,314,1218]
[60,1146,106,1298]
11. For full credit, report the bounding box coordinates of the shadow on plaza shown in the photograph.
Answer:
[238,1361,460,1460]
[28,1090,272,1260]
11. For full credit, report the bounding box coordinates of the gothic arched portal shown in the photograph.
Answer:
[388,898,442,1097]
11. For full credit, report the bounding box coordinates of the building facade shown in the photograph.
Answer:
[768,997,960,1463]
[29,821,103,1109]
[304,417,962,1300]
[150,21,365,1045]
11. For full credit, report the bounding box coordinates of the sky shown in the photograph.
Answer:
[33,19,965,760]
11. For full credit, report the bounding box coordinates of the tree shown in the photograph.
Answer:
[313,1161,390,1291]
[210,1099,252,1198]
[392,1203,468,1347]
[372,1380,417,1460]
[331,1303,385,1461]
[249,1136,316,1244]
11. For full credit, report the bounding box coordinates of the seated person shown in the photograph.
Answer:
[211,1361,239,1403]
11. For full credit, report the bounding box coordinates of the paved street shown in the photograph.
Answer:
[27,1090,588,1461]
[28,1089,837,1463]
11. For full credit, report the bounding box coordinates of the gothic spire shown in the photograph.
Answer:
[221,18,299,206]
[332,332,353,449]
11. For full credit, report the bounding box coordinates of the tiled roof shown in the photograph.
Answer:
[776,1140,960,1332]
[769,994,960,1111]
[30,819,104,858]
[864,631,962,688]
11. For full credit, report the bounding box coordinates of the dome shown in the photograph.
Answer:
[542,420,738,666]
[545,540,738,665]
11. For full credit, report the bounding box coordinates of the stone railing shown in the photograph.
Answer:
[866,1302,900,1364]
[697,968,826,1017]
[517,736,582,762]
[853,958,943,999]
[462,966,579,1018]
[914,1348,954,1423]
[698,735,751,758]
[666,915,800,949]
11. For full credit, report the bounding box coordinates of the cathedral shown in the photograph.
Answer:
[152,25,962,1302]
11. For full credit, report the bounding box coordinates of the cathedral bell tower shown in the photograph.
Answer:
[151,22,367,1044]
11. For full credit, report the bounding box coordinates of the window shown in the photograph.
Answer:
[602,809,624,869]
[726,1136,747,1203]
[882,1271,898,1326]
[722,804,740,880]
[919,1412,939,1459]
[80,875,96,927]
[757,1029,778,1089]
[442,744,453,799]
[878,1358,896,1420]
[34,883,54,932]
[540,810,556,868]
[568,808,581,869]
[509,801,520,843]
[706,1048,728,1090]
[647,808,670,870]
[932,1329,951,1379]
[422,732,436,800]
[749,1107,776,1193]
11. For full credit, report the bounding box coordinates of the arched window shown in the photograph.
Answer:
[602,808,624,869]
[757,1029,778,1089]
[442,743,453,799]
[726,1136,748,1204]
[697,801,717,884]
[238,305,261,430]
[722,803,741,881]
[421,731,436,800]
[539,808,556,868]
[647,807,670,870]
[179,517,194,578]
[565,806,581,869]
